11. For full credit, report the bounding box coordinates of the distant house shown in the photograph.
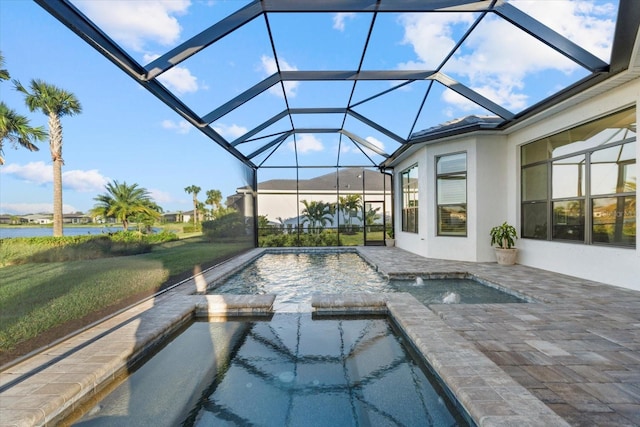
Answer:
[0,215,20,225]
[63,213,92,224]
[21,214,53,225]
[162,211,195,224]
[161,212,180,223]
[231,168,392,230]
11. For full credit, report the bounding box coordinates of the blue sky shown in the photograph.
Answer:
[0,0,617,215]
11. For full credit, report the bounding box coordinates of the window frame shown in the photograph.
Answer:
[520,107,636,248]
[436,152,467,237]
[400,164,419,234]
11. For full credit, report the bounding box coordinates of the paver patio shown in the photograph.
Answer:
[1,246,638,426]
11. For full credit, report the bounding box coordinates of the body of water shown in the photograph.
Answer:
[70,314,469,426]
[210,251,527,305]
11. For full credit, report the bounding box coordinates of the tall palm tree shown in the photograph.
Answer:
[205,189,222,219]
[338,194,362,233]
[91,181,160,231]
[0,102,46,165]
[14,79,82,236]
[0,52,8,82]
[0,53,46,165]
[300,200,334,234]
[184,185,201,225]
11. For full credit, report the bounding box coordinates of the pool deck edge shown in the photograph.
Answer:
[2,246,639,426]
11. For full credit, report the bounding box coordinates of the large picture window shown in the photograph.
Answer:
[401,164,419,233]
[521,107,636,247]
[436,153,467,236]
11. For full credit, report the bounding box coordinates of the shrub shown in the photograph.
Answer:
[0,230,178,265]
[182,224,202,233]
[202,212,248,240]
[258,231,341,247]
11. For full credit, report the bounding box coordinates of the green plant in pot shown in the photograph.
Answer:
[385,227,395,247]
[490,222,518,265]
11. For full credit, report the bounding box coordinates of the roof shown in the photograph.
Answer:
[36,0,639,171]
[259,168,388,192]
[410,115,504,139]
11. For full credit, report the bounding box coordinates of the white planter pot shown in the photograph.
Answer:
[385,238,395,247]
[494,248,517,265]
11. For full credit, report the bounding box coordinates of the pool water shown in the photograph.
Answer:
[389,278,526,305]
[212,252,393,304]
[211,252,526,305]
[71,314,469,426]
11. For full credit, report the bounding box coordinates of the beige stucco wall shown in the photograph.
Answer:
[394,75,639,290]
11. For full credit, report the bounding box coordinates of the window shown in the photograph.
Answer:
[401,164,419,233]
[521,107,636,247]
[437,153,467,236]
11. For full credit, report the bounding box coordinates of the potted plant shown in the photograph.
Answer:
[490,222,518,265]
[385,227,395,247]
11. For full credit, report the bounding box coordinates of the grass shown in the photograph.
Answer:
[0,236,250,360]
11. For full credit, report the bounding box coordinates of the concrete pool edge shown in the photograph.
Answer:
[0,292,567,427]
[312,292,569,426]
[0,247,569,426]
[0,294,276,426]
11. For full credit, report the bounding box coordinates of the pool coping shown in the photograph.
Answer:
[313,292,569,426]
[0,247,571,426]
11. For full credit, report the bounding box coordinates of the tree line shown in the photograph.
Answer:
[261,194,381,235]
[1,51,231,235]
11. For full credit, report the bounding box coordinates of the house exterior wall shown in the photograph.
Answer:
[505,77,640,291]
[393,76,639,291]
[393,134,508,263]
[259,191,392,226]
[394,150,428,256]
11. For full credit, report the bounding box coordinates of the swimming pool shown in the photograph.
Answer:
[69,314,470,426]
[210,251,527,305]
[389,277,526,304]
[211,252,393,304]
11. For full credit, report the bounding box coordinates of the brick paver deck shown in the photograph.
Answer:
[1,246,638,426]
[358,247,640,426]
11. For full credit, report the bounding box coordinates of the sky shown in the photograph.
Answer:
[0,0,618,215]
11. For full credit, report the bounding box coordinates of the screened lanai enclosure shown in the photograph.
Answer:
[35,0,633,247]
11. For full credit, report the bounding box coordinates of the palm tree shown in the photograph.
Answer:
[184,185,201,225]
[0,52,8,82]
[91,181,160,231]
[0,53,46,165]
[205,189,222,219]
[361,205,381,232]
[338,194,362,233]
[14,78,82,236]
[0,102,46,165]
[300,200,334,234]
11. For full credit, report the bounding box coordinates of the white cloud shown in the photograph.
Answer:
[398,3,615,112]
[63,169,110,193]
[398,13,473,70]
[260,55,299,98]
[511,0,616,62]
[365,136,385,151]
[158,66,200,94]
[1,161,51,185]
[148,188,173,204]
[213,123,248,140]
[162,119,192,134]
[333,13,356,31]
[288,135,324,153]
[1,161,109,193]
[144,53,201,94]
[73,0,190,52]
[441,89,477,112]
[361,136,385,156]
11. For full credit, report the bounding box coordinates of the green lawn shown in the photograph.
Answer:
[0,237,250,360]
